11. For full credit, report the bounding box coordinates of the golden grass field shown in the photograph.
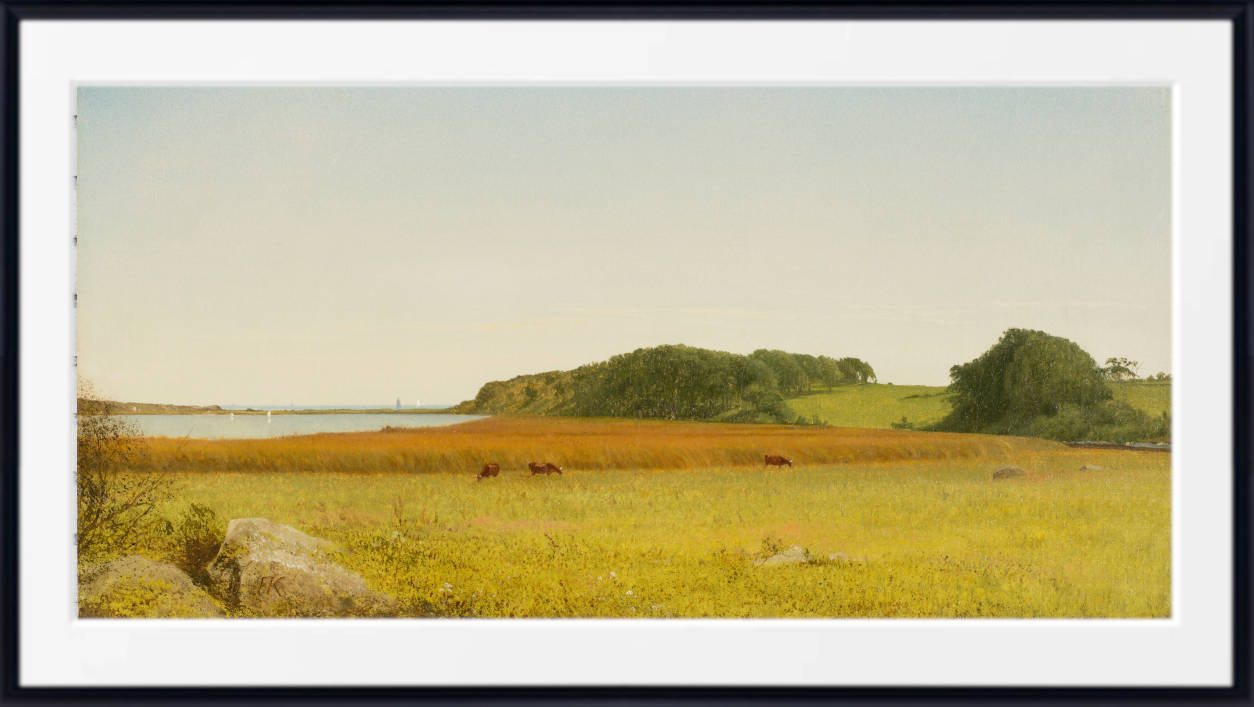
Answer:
[115,416,1171,618]
[136,416,1062,474]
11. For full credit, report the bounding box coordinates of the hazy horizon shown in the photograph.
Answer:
[77,86,1171,406]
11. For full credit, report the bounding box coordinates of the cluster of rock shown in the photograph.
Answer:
[79,555,224,618]
[992,463,1106,480]
[753,545,866,567]
[79,518,396,619]
[992,465,1029,480]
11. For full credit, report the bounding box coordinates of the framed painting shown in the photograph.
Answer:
[2,1,1249,703]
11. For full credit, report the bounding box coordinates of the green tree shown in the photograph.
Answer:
[1102,356,1140,381]
[816,355,844,389]
[936,328,1112,433]
[837,357,876,383]
[750,349,806,395]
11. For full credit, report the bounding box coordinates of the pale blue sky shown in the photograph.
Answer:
[77,86,1171,406]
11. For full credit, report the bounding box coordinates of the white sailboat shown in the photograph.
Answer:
[267,410,272,422]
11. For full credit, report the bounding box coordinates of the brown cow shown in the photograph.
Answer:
[477,462,499,480]
[764,454,793,467]
[529,462,562,475]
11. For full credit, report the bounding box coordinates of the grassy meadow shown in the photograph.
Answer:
[784,380,1170,429]
[1109,380,1172,418]
[116,416,1171,618]
[786,384,953,429]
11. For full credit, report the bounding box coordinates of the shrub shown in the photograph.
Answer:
[1025,401,1170,444]
[77,385,170,562]
[173,503,225,583]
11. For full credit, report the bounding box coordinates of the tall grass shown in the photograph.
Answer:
[135,448,1170,618]
[136,416,1062,475]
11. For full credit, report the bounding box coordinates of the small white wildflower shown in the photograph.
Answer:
[625,590,633,596]
[443,582,453,589]
[391,531,400,538]
[610,572,617,578]
[651,605,659,610]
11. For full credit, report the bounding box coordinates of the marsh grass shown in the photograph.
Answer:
[135,416,1060,475]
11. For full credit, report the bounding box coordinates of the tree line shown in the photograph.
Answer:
[454,344,875,422]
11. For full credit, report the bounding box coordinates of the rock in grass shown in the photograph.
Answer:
[79,555,224,618]
[1079,464,1103,472]
[826,553,867,564]
[992,465,1028,480]
[754,545,811,567]
[206,518,396,617]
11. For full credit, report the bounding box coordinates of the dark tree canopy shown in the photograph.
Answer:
[837,357,876,384]
[937,328,1111,433]
[456,344,873,422]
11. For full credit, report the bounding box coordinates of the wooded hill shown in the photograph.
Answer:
[451,344,875,423]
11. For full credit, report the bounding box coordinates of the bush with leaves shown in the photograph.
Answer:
[173,503,225,583]
[76,384,171,562]
[1023,401,1170,444]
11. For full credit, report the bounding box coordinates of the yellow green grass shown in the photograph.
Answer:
[787,384,953,429]
[786,381,1170,429]
[140,451,1168,618]
[113,417,1169,618]
[1110,381,1172,418]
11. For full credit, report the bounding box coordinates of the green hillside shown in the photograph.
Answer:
[785,385,951,429]
[1109,381,1172,418]
[785,381,1170,430]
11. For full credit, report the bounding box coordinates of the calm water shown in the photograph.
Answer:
[118,413,485,440]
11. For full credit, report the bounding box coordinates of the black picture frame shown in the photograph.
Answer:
[1,2,1249,704]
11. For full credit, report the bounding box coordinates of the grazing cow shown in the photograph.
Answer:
[529,462,562,475]
[477,462,499,480]
[764,454,793,467]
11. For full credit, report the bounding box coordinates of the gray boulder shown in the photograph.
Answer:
[205,518,396,617]
[754,545,811,567]
[79,555,224,618]
[826,552,866,564]
[992,465,1028,480]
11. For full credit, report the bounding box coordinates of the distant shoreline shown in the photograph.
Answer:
[91,400,455,416]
